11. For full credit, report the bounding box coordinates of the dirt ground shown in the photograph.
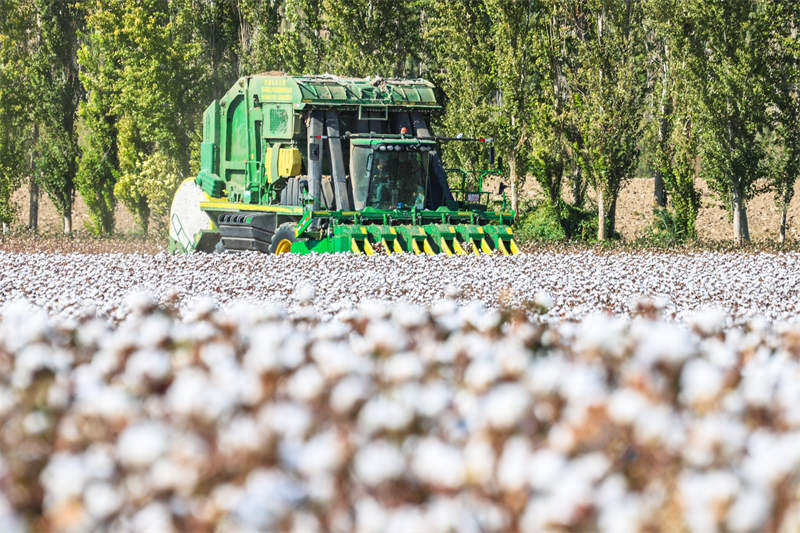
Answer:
[7,176,800,243]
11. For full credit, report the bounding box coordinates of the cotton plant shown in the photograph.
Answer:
[0,293,799,532]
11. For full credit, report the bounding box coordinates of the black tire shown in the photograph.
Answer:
[269,223,298,254]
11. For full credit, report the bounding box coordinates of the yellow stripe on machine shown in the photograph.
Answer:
[411,239,422,255]
[363,240,376,255]
[351,239,361,254]
[480,239,492,254]
[439,238,453,256]
[393,240,403,253]
[423,239,436,255]
[200,201,304,215]
[452,239,466,255]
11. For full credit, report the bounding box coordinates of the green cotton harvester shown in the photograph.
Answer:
[168,73,520,255]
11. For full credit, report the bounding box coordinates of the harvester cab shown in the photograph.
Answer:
[168,74,520,256]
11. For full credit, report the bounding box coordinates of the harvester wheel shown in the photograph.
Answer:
[270,223,298,254]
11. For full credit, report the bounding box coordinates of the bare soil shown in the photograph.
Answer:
[6,176,800,250]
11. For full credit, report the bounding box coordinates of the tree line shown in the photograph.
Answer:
[0,0,798,244]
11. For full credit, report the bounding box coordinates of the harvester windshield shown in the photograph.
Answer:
[350,142,432,210]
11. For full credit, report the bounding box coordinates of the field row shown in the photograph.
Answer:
[1,250,799,323]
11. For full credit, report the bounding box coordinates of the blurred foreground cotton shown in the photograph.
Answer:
[1,294,800,532]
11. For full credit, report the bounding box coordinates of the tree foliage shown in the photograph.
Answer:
[0,0,798,243]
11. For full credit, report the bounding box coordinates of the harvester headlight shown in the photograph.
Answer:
[378,145,387,151]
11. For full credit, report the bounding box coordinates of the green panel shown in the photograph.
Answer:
[203,100,220,144]
[266,105,294,139]
[200,142,216,174]
[226,95,248,162]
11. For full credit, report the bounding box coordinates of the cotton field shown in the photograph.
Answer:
[2,250,800,532]
[1,249,800,322]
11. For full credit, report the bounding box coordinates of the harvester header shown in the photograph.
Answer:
[169,73,519,255]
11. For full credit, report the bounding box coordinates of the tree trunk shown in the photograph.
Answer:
[2,222,8,234]
[597,190,607,240]
[780,201,788,244]
[64,210,72,234]
[28,178,39,232]
[608,195,617,237]
[732,188,750,244]
[509,150,518,213]
[571,165,584,207]
[654,50,669,209]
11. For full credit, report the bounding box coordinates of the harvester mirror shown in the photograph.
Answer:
[366,153,374,172]
[498,182,508,195]
[497,156,503,171]
[489,146,496,166]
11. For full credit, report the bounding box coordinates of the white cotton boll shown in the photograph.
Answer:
[534,292,554,312]
[364,319,406,353]
[607,388,649,425]
[461,302,501,332]
[390,302,428,328]
[597,493,644,533]
[243,326,282,372]
[82,444,115,481]
[679,469,740,533]
[688,308,728,336]
[355,497,388,533]
[498,436,531,492]
[23,411,49,435]
[527,449,567,492]
[741,430,800,487]
[464,358,500,392]
[519,497,551,533]
[381,352,424,383]
[137,314,172,348]
[354,440,405,486]
[124,290,156,315]
[84,482,122,520]
[526,356,566,396]
[558,363,607,406]
[411,438,466,489]
[184,296,217,321]
[680,358,724,406]
[684,414,748,467]
[635,322,695,366]
[0,387,16,418]
[358,395,414,435]
[11,344,55,389]
[634,404,685,450]
[464,437,495,485]
[76,384,137,422]
[259,402,311,438]
[125,349,171,384]
[212,483,244,513]
[75,319,109,348]
[385,506,428,533]
[312,341,366,379]
[291,511,323,533]
[116,421,168,468]
[40,453,89,505]
[132,502,174,533]
[296,430,346,477]
[740,358,780,408]
[725,487,772,533]
[167,368,232,422]
[235,469,306,529]
[294,282,316,303]
[218,416,262,454]
[414,380,451,418]
[286,364,325,402]
[548,422,577,454]
[1,300,49,352]
[0,493,26,533]
[330,375,370,414]
[574,314,628,357]
[482,383,530,430]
